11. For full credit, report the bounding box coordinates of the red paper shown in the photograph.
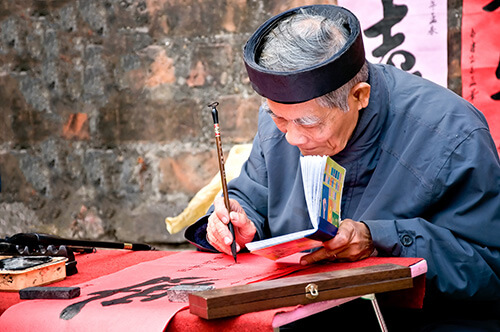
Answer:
[0,250,173,316]
[0,252,307,332]
[462,0,500,151]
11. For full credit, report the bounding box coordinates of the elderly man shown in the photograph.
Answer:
[186,5,500,330]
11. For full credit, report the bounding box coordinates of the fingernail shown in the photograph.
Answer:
[300,259,307,266]
[224,237,231,245]
[222,216,228,223]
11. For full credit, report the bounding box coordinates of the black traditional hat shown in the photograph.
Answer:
[243,5,365,104]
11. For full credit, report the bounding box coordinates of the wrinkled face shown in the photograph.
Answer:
[265,98,359,156]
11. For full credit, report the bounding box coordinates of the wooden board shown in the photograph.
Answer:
[0,256,67,291]
[189,263,413,319]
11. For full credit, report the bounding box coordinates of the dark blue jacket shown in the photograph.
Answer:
[187,63,500,301]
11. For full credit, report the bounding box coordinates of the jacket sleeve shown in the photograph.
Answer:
[225,132,269,240]
[364,128,500,300]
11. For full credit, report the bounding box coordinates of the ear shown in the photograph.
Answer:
[349,82,371,111]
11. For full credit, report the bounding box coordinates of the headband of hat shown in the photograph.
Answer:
[243,5,365,104]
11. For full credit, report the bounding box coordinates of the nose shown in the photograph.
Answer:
[284,122,307,147]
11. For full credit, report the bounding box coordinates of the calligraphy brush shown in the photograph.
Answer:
[208,101,237,263]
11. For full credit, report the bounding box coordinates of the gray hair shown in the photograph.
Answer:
[258,11,369,112]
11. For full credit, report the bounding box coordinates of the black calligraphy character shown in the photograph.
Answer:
[492,56,500,101]
[482,0,500,100]
[363,0,420,75]
[428,1,438,35]
[59,276,216,320]
[364,0,408,58]
[483,0,500,12]
[429,13,437,25]
[387,51,422,76]
[59,277,171,320]
[428,25,437,36]
[101,277,216,305]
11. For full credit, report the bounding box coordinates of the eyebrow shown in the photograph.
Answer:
[294,115,321,126]
[262,102,322,126]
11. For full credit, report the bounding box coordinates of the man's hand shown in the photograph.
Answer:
[300,219,375,265]
[206,197,257,256]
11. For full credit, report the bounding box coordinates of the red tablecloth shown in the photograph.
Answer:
[1,250,425,332]
[0,250,174,316]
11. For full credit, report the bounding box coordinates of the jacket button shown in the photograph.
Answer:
[401,234,413,247]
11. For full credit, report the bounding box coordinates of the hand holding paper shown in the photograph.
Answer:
[245,156,345,260]
[300,218,375,265]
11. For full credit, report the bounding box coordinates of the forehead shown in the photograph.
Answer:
[265,99,327,119]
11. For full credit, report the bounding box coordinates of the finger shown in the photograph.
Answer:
[213,197,230,224]
[228,198,244,214]
[300,220,359,265]
[215,218,234,244]
[229,211,256,244]
[209,237,231,255]
[209,229,241,254]
[207,230,233,255]
[325,220,374,261]
[300,247,338,265]
[323,227,350,251]
[229,211,252,234]
[206,213,233,255]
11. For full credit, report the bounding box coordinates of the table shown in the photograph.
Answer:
[0,250,426,331]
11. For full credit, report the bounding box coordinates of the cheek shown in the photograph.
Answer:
[310,128,335,144]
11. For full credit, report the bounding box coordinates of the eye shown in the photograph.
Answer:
[273,116,288,126]
[264,108,287,123]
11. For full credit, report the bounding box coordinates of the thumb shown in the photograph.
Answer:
[229,211,256,243]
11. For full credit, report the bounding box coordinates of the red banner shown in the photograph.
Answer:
[462,0,500,151]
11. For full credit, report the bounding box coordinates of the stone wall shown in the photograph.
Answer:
[0,0,461,247]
